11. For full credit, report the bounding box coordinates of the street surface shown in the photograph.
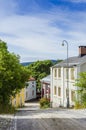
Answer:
[0,101,86,130]
[14,101,86,130]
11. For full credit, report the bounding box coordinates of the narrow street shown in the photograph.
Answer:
[14,101,86,130]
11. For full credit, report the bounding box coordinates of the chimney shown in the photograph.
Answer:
[79,46,86,57]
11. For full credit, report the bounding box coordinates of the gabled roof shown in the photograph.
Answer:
[40,75,50,84]
[52,55,86,68]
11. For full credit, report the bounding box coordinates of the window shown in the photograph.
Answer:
[54,69,57,77]
[71,68,74,80]
[71,91,75,101]
[32,85,34,87]
[54,86,57,95]
[32,81,34,84]
[58,68,61,78]
[58,87,61,96]
[66,68,68,79]
[32,90,34,96]
[26,82,29,87]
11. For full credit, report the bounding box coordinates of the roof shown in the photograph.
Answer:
[40,75,50,84]
[28,77,35,81]
[52,55,86,68]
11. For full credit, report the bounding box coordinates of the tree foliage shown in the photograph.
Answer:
[75,72,86,108]
[0,40,29,106]
[27,60,53,90]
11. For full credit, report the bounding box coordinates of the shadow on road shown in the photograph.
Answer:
[16,118,86,130]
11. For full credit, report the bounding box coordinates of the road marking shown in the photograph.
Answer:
[14,116,17,130]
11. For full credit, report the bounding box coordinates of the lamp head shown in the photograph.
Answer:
[62,42,64,46]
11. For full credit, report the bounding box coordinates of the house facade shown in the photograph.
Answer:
[11,88,25,107]
[40,75,50,99]
[25,77,36,101]
[50,46,86,107]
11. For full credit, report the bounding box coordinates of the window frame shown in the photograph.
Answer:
[54,68,57,77]
[71,90,75,102]
[54,86,57,95]
[58,87,61,97]
[71,68,75,80]
[58,68,61,78]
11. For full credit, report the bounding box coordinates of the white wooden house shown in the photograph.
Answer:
[25,77,36,101]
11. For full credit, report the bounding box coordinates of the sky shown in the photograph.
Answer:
[0,0,86,62]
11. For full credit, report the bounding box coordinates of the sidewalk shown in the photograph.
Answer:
[0,114,14,130]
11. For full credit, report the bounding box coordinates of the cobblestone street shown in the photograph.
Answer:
[0,102,86,130]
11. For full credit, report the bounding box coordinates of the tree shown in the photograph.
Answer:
[27,60,53,90]
[75,72,86,107]
[0,40,29,106]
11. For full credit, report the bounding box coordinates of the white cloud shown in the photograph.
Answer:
[0,0,17,17]
[0,14,63,55]
[0,1,86,62]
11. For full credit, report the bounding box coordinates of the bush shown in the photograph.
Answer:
[39,98,50,108]
[74,101,81,109]
[81,93,86,108]
[74,94,86,109]
[0,104,16,114]
[74,101,86,109]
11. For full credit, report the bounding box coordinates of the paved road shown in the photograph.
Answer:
[0,117,14,130]
[14,102,86,130]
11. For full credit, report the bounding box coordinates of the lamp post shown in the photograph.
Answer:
[62,40,69,108]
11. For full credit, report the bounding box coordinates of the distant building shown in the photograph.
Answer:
[40,75,50,99]
[25,77,36,101]
[50,46,86,107]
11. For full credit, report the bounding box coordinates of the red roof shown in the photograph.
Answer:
[28,77,35,81]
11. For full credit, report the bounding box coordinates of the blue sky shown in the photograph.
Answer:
[0,0,86,62]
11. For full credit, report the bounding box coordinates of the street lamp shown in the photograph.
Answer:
[62,40,69,108]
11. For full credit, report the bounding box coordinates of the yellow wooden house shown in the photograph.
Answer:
[11,88,25,107]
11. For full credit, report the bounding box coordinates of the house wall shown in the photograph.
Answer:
[12,88,25,107]
[41,82,50,99]
[51,67,62,107]
[51,66,79,107]
[50,67,53,104]
[25,80,36,101]
[80,63,86,72]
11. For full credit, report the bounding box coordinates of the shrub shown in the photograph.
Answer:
[74,94,86,109]
[74,101,81,109]
[74,101,84,109]
[81,93,86,108]
[0,104,16,114]
[39,98,50,108]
